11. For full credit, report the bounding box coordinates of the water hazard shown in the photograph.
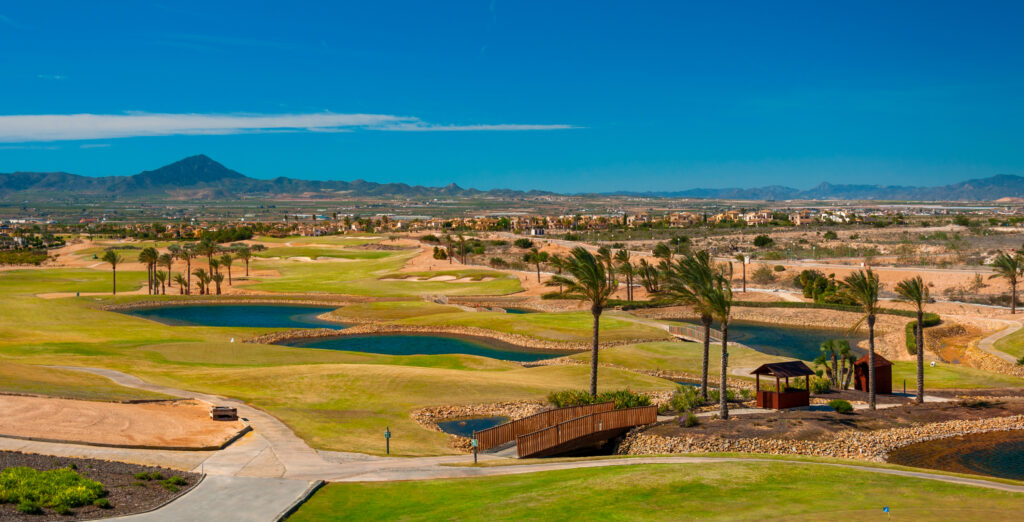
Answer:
[436,416,509,437]
[887,430,1024,481]
[123,304,347,329]
[288,334,571,362]
[673,319,866,361]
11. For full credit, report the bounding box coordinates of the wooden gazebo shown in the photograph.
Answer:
[751,361,815,410]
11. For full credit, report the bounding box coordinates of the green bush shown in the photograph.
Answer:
[708,388,737,403]
[546,389,650,409]
[0,466,106,512]
[513,238,534,248]
[678,412,699,428]
[740,388,754,400]
[93,498,112,509]
[669,386,703,412]
[828,399,853,414]
[904,314,942,355]
[17,501,42,514]
[163,476,187,486]
[1017,355,1024,366]
[773,265,786,272]
[750,264,777,284]
[753,235,774,247]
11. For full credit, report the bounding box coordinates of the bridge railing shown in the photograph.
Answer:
[474,402,615,451]
[515,405,657,458]
[668,324,722,342]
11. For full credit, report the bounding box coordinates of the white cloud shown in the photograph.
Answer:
[80,143,111,149]
[0,112,574,142]
[36,74,66,80]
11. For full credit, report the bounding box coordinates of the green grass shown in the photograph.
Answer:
[0,362,171,401]
[253,246,393,260]
[289,463,1024,521]
[993,326,1024,359]
[326,301,464,322]
[891,360,1024,389]
[584,340,785,378]
[396,311,672,343]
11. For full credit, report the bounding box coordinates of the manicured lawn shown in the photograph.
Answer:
[253,246,393,260]
[891,360,1024,389]
[586,341,786,378]
[397,311,672,343]
[0,362,171,401]
[326,301,463,322]
[289,463,1024,521]
[993,326,1024,359]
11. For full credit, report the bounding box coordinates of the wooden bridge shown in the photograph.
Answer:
[668,323,723,343]
[474,402,657,458]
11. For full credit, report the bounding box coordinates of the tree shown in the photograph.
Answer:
[192,268,209,295]
[815,339,855,390]
[195,239,219,273]
[734,254,748,292]
[173,274,188,294]
[753,234,773,248]
[989,251,1022,314]
[209,258,221,278]
[154,270,167,295]
[513,238,534,249]
[212,272,224,295]
[596,246,614,287]
[177,244,194,294]
[159,253,173,289]
[614,249,634,302]
[219,254,234,285]
[235,247,252,277]
[841,269,882,410]
[548,254,566,293]
[101,251,123,295]
[138,247,158,295]
[524,247,549,283]
[545,247,617,397]
[895,275,928,404]
[653,242,672,262]
[663,251,719,400]
[444,235,454,265]
[704,271,733,418]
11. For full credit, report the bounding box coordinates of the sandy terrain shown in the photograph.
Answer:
[0,395,247,449]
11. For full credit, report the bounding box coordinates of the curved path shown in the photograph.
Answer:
[971,318,1022,363]
[6,366,1020,521]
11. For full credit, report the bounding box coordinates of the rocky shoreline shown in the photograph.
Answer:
[617,414,1024,462]
[246,323,665,353]
[410,401,547,451]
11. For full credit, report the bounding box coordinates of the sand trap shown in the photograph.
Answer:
[426,275,457,281]
[0,396,247,449]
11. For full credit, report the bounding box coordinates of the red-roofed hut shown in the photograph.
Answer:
[854,353,893,395]
[751,361,815,410]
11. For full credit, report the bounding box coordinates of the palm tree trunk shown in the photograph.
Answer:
[186,258,192,293]
[916,309,924,403]
[590,307,601,397]
[742,263,746,293]
[719,322,729,419]
[700,315,711,401]
[536,264,541,283]
[228,267,232,286]
[112,267,117,295]
[245,260,249,277]
[831,351,839,388]
[1013,281,1018,315]
[868,314,877,410]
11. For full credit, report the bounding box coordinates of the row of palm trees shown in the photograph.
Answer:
[549,244,935,413]
[101,240,254,296]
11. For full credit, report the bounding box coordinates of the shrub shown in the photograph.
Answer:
[547,389,650,409]
[678,412,699,428]
[669,386,703,412]
[17,501,42,514]
[163,476,187,486]
[93,498,112,509]
[420,234,441,243]
[828,399,853,414]
[750,264,776,284]
[740,388,754,399]
[708,388,737,403]
[753,235,774,247]
[513,238,534,248]
[810,376,832,394]
[0,466,106,512]
[488,257,508,268]
[773,265,786,272]
[1017,355,1024,366]
[823,231,838,240]
[905,314,942,355]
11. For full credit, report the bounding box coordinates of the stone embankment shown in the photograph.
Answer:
[617,414,1024,462]
[411,401,547,451]
[247,323,664,352]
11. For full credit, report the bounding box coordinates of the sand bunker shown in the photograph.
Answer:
[0,396,248,449]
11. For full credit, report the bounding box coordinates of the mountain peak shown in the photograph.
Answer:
[129,155,247,188]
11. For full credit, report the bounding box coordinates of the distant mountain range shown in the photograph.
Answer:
[0,155,551,200]
[602,175,1024,201]
[2,155,1024,201]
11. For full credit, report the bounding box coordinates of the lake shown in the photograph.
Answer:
[673,319,866,361]
[123,304,347,329]
[288,334,573,362]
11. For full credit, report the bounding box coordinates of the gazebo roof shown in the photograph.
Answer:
[854,353,893,367]
[750,361,815,379]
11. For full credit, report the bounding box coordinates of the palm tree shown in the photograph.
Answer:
[545,247,617,397]
[212,272,224,295]
[614,249,634,302]
[596,246,614,286]
[989,251,1022,314]
[235,247,252,277]
[138,247,158,295]
[733,254,747,293]
[154,270,167,295]
[704,272,733,418]
[101,251,123,295]
[177,244,194,294]
[444,235,454,265]
[192,268,209,295]
[895,276,929,404]
[663,251,718,400]
[209,258,221,278]
[548,254,566,293]
[173,274,188,294]
[815,339,855,390]
[653,242,672,262]
[636,258,660,293]
[841,269,882,410]
[195,239,219,273]
[457,234,466,264]
[524,247,549,283]
[219,254,234,285]
[159,253,173,289]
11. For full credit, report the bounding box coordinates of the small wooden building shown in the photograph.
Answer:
[751,361,815,410]
[854,353,893,395]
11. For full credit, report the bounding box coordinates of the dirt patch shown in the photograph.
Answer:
[0,451,199,521]
[0,396,247,449]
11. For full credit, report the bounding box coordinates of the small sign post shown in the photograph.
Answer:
[471,435,479,464]
[385,427,391,455]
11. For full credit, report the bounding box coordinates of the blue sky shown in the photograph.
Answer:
[1,1,1023,192]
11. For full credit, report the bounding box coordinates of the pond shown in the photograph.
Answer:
[504,308,534,314]
[887,430,1024,481]
[287,334,573,362]
[123,304,348,329]
[436,416,510,437]
[672,319,866,361]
